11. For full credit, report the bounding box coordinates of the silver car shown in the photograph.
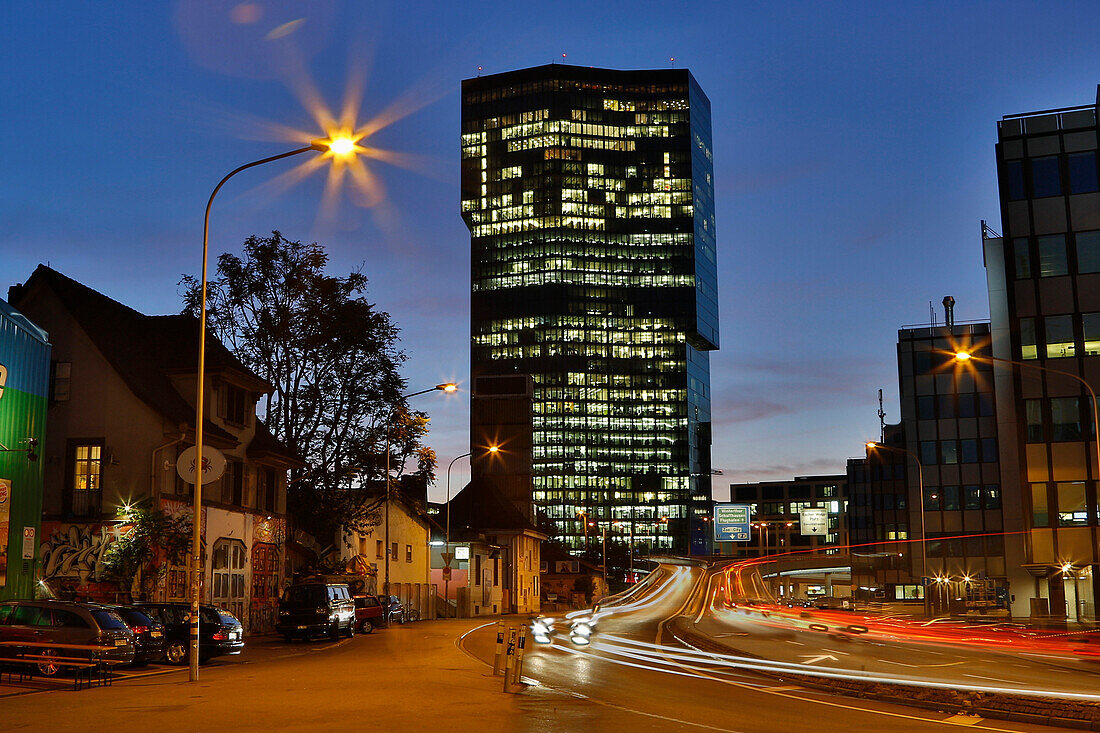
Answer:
[0,600,135,675]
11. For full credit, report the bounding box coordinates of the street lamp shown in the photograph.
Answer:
[953,350,1100,488]
[866,440,928,611]
[443,451,470,619]
[384,383,458,603]
[188,135,356,682]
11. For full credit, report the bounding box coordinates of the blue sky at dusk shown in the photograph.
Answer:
[5,2,1100,501]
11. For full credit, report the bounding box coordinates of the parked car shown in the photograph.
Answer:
[94,604,166,666]
[352,594,384,634]
[0,600,135,676]
[383,595,419,624]
[276,582,356,641]
[135,603,244,665]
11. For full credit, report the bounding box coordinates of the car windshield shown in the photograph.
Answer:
[91,610,128,630]
[282,586,323,606]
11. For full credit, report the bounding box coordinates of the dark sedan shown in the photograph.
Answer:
[135,603,244,665]
[97,605,166,666]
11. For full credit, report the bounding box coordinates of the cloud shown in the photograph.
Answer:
[720,457,847,485]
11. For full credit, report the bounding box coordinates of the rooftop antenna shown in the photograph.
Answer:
[877,389,886,442]
[477,65,482,77]
[562,52,567,64]
[670,56,675,68]
[929,300,937,328]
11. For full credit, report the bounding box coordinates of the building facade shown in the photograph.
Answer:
[727,475,847,559]
[461,64,719,555]
[10,266,297,632]
[986,90,1100,620]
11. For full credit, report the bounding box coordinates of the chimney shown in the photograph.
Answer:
[942,296,956,329]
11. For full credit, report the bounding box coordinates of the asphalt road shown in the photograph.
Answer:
[460,562,1080,732]
[701,563,1100,698]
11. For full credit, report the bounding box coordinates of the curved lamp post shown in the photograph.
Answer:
[190,136,357,682]
[444,450,471,617]
[866,441,927,612]
[383,383,457,605]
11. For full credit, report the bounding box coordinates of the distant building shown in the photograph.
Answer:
[726,475,847,558]
[985,90,1100,620]
[338,493,434,620]
[442,479,547,616]
[10,266,298,632]
[461,64,719,556]
[847,308,1013,612]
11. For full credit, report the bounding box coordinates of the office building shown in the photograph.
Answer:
[985,90,1100,620]
[727,475,847,559]
[461,64,719,554]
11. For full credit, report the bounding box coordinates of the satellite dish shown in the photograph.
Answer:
[176,445,227,485]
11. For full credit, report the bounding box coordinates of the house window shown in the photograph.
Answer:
[1068,152,1098,194]
[1012,238,1031,279]
[405,545,412,563]
[1019,318,1038,360]
[376,540,383,558]
[1084,313,1100,355]
[391,542,398,561]
[222,460,244,505]
[221,384,250,426]
[51,361,71,402]
[1003,159,1025,201]
[1038,235,1068,277]
[1030,156,1062,198]
[1026,399,1044,442]
[1031,483,1049,527]
[1051,397,1082,441]
[1077,232,1100,274]
[1057,482,1088,526]
[1045,315,1075,358]
[70,441,103,516]
[257,466,278,512]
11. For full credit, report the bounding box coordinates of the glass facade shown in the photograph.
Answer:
[461,65,718,554]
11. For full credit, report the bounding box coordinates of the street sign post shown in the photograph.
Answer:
[713,504,752,542]
[799,507,828,536]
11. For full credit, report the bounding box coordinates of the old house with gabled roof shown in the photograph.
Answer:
[8,265,300,632]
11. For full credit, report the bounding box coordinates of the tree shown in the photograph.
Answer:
[101,500,191,601]
[182,231,435,543]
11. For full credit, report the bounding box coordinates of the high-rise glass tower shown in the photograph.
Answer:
[461,64,718,555]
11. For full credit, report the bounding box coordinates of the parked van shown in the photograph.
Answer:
[276,582,356,641]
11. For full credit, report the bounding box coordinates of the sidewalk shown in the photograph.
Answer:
[2,618,563,732]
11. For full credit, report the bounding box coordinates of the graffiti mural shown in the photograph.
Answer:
[39,523,121,597]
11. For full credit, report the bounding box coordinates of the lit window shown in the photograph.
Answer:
[1045,315,1075,358]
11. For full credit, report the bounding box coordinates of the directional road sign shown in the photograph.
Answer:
[799,507,828,536]
[713,504,752,542]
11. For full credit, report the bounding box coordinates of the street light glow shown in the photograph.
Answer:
[954,351,972,361]
[488,445,500,453]
[437,382,459,393]
[328,136,356,156]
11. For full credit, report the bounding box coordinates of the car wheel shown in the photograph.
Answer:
[164,640,188,665]
[359,619,373,634]
[408,609,420,622]
[36,648,61,677]
[345,620,355,639]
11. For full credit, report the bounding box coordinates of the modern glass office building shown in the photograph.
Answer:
[461,64,718,554]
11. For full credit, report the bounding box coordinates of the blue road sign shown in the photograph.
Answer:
[713,504,752,542]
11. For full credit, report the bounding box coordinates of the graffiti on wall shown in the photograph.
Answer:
[40,523,118,584]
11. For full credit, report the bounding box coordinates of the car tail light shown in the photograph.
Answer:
[131,625,149,635]
[212,631,228,641]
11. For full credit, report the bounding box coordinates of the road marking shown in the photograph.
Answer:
[762,685,802,691]
[964,674,1010,683]
[821,648,849,656]
[799,654,838,665]
[785,640,804,645]
[943,713,983,726]
[880,659,966,668]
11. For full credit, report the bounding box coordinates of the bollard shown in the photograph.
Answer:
[492,622,505,675]
[502,626,518,692]
[511,625,528,687]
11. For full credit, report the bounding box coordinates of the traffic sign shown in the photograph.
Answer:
[441,552,454,567]
[713,504,751,542]
[799,507,828,536]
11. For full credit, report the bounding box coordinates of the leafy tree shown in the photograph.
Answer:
[182,231,435,543]
[101,500,191,601]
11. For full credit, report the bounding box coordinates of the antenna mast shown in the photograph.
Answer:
[878,388,886,442]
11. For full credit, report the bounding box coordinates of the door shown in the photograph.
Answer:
[211,538,247,621]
